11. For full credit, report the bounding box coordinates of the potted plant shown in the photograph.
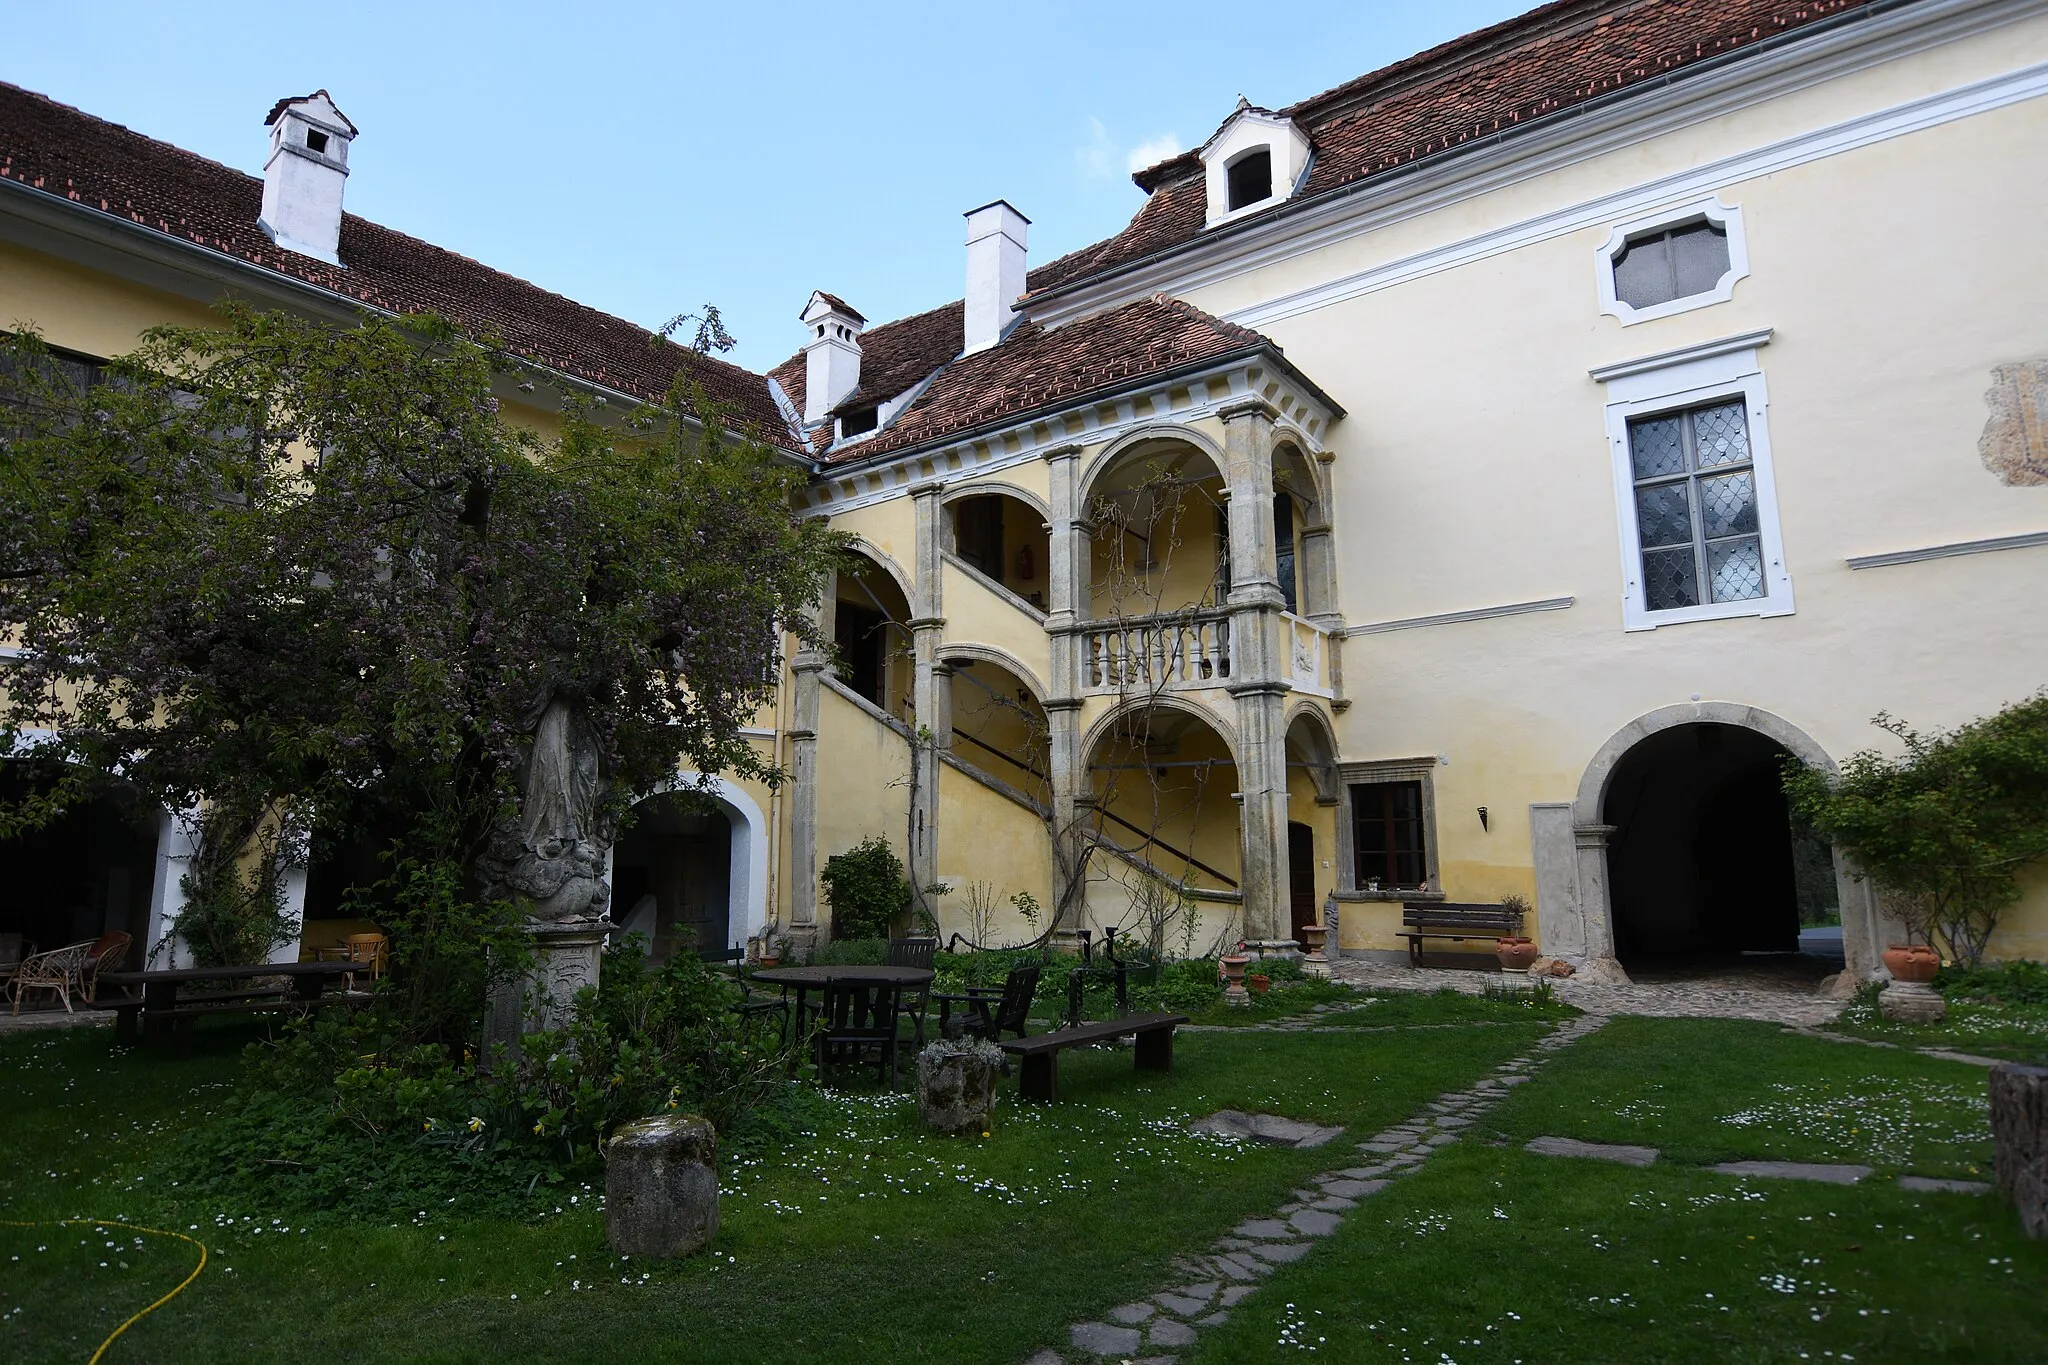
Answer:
[1494,893,1538,971]
[1300,922,1328,959]
[1882,940,1940,984]
[1218,946,1250,988]
[757,935,786,970]
[1246,971,1271,995]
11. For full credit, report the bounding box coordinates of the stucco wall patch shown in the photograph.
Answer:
[1979,359,2048,486]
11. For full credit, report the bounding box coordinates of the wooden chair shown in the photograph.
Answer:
[82,931,132,1003]
[7,940,95,1015]
[886,936,938,1048]
[813,978,904,1089]
[933,962,1040,1042]
[342,932,388,989]
[729,958,792,1047]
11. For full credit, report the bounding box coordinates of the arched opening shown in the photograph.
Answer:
[1225,147,1273,210]
[1086,437,1228,624]
[300,810,405,956]
[612,791,734,962]
[1284,708,1340,940]
[946,656,1050,797]
[0,761,154,969]
[1273,440,1328,619]
[947,491,1051,611]
[1086,707,1241,897]
[1603,722,1839,976]
[834,549,913,721]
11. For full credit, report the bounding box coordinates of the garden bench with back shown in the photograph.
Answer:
[1398,901,1524,966]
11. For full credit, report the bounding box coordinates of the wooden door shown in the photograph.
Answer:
[1288,822,1317,941]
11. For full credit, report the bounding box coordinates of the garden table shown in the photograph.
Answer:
[95,960,368,1047]
[751,965,934,1039]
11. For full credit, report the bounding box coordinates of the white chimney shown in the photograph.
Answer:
[260,91,357,266]
[963,200,1029,355]
[800,291,865,426]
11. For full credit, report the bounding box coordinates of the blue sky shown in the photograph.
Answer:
[8,1,1530,372]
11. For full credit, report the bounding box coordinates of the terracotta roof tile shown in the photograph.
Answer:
[1076,0,1882,289]
[816,294,1276,466]
[0,81,795,444]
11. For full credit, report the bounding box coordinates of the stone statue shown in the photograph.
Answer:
[479,695,614,923]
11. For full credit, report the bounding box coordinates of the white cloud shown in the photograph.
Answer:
[1075,118,1181,180]
[1125,134,1183,175]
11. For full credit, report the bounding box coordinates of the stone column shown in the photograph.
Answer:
[786,579,834,949]
[910,483,947,894]
[1569,822,1629,984]
[1041,445,1092,933]
[1219,399,1292,949]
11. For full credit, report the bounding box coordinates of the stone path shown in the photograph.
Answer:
[1326,958,1849,1028]
[1025,1012,1609,1364]
[1518,1137,1994,1195]
[0,1006,111,1035]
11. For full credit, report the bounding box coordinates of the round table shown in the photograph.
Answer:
[750,965,933,989]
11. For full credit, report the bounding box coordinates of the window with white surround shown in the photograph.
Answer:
[1596,198,1748,325]
[1593,332,1794,631]
[1199,106,1311,227]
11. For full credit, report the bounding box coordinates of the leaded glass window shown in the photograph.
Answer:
[1628,400,1764,612]
[1612,220,1730,310]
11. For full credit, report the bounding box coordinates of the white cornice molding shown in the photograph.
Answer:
[1351,596,1576,635]
[1846,529,2048,568]
[1028,0,2047,330]
[798,356,1338,518]
[1588,329,1775,384]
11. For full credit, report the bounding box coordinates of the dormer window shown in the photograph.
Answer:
[1198,103,1311,227]
[1597,198,1749,325]
[1225,149,1272,212]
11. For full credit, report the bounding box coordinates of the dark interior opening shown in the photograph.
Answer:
[612,794,731,962]
[305,128,329,154]
[1226,149,1273,210]
[0,762,154,967]
[839,406,878,437]
[1604,723,1836,967]
[835,601,887,707]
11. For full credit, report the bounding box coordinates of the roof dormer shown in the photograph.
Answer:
[1199,100,1310,228]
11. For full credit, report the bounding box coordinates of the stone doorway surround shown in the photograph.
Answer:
[1528,701,1898,987]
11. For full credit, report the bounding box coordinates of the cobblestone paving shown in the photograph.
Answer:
[1025,1012,1609,1364]
[1326,958,1850,1028]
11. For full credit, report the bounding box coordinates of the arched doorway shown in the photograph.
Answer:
[1559,703,1872,982]
[835,548,914,721]
[0,761,155,967]
[612,792,734,962]
[945,490,1052,611]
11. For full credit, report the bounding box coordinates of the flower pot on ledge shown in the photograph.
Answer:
[1495,936,1539,972]
[1883,943,1940,984]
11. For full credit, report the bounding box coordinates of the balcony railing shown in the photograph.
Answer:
[1079,609,1231,694]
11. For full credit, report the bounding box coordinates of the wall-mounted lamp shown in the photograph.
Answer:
[1477,806,1490,832]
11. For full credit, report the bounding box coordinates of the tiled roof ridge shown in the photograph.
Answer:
[0,79,792,443]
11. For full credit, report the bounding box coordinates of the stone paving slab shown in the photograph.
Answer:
[1898,1175,1993,1195]
[1326,959,1846,1026]
[1525,1136,1660,1167]
[1711,1160,1872,1184]
[1069,1322,1141,1356]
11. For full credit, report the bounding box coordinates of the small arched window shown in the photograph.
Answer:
[1226,149,1273,211]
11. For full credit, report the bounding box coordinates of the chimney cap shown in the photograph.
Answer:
[264,90,358,136]
[801,290,866,325]
[963,198,1031,227]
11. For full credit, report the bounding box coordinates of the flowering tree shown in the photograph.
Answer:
[0,307,837,1007]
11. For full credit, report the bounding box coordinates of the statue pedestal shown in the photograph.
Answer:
[484,919,610,1059]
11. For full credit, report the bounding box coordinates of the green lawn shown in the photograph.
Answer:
[1,1005,1544,1363]
[1827,991,2048,1066]
[1190,1016,2048,1364]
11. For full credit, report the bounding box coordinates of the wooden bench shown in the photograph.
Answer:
[1398,902,1524,967]
[999,1012,1189,1102]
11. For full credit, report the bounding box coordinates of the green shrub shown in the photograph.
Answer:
[1937,958,2048,1008]
[821,837,911,940]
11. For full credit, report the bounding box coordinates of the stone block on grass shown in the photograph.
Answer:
[605,1113,718,1259]
[1991,1062,2048,1238]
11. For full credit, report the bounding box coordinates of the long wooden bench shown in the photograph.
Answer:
[1398,902,1524,967]
[999,1012,1189,1102]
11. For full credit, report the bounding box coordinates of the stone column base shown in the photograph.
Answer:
[1880,979,1947,1024]
[484,918,610,1060]
[1243,939,1302,964]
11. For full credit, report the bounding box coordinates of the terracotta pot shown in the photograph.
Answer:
[1883,943,1940,984]
[1495,936,1540,972]
[1301,924,1328,957]
[1247,973,1271,995]
[757,954,781,970]
[1219,953,1250,987]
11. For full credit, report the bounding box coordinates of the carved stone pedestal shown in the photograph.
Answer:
[1880,979,1947,1025]
[484,918,610,1059]
[606,1113,719,1259]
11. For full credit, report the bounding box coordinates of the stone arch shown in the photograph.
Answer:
[1081,693,1244,775]
[937,641,1049,707]
[1544,701,1886,982]
[840,536,916,609]
[1080,423,1228,509]
[1284,701,1342,803]
[938,480,1050,523]
[606,772,771,950]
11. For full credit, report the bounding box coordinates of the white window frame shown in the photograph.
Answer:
[1596,197,1749,326]
[1595,333,1794,631]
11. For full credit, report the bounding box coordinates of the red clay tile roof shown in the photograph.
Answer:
[0,81,794,444]
[814,294,1294,467]
[1068,0,1886,293]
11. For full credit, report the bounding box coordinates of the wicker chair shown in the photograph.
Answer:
[7,940,96,1015]
[81,931,133,1003]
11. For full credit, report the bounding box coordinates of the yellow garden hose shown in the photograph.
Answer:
[1,1218,207,1363]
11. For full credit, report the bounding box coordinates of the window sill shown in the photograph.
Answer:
[1334,889,1442,904]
